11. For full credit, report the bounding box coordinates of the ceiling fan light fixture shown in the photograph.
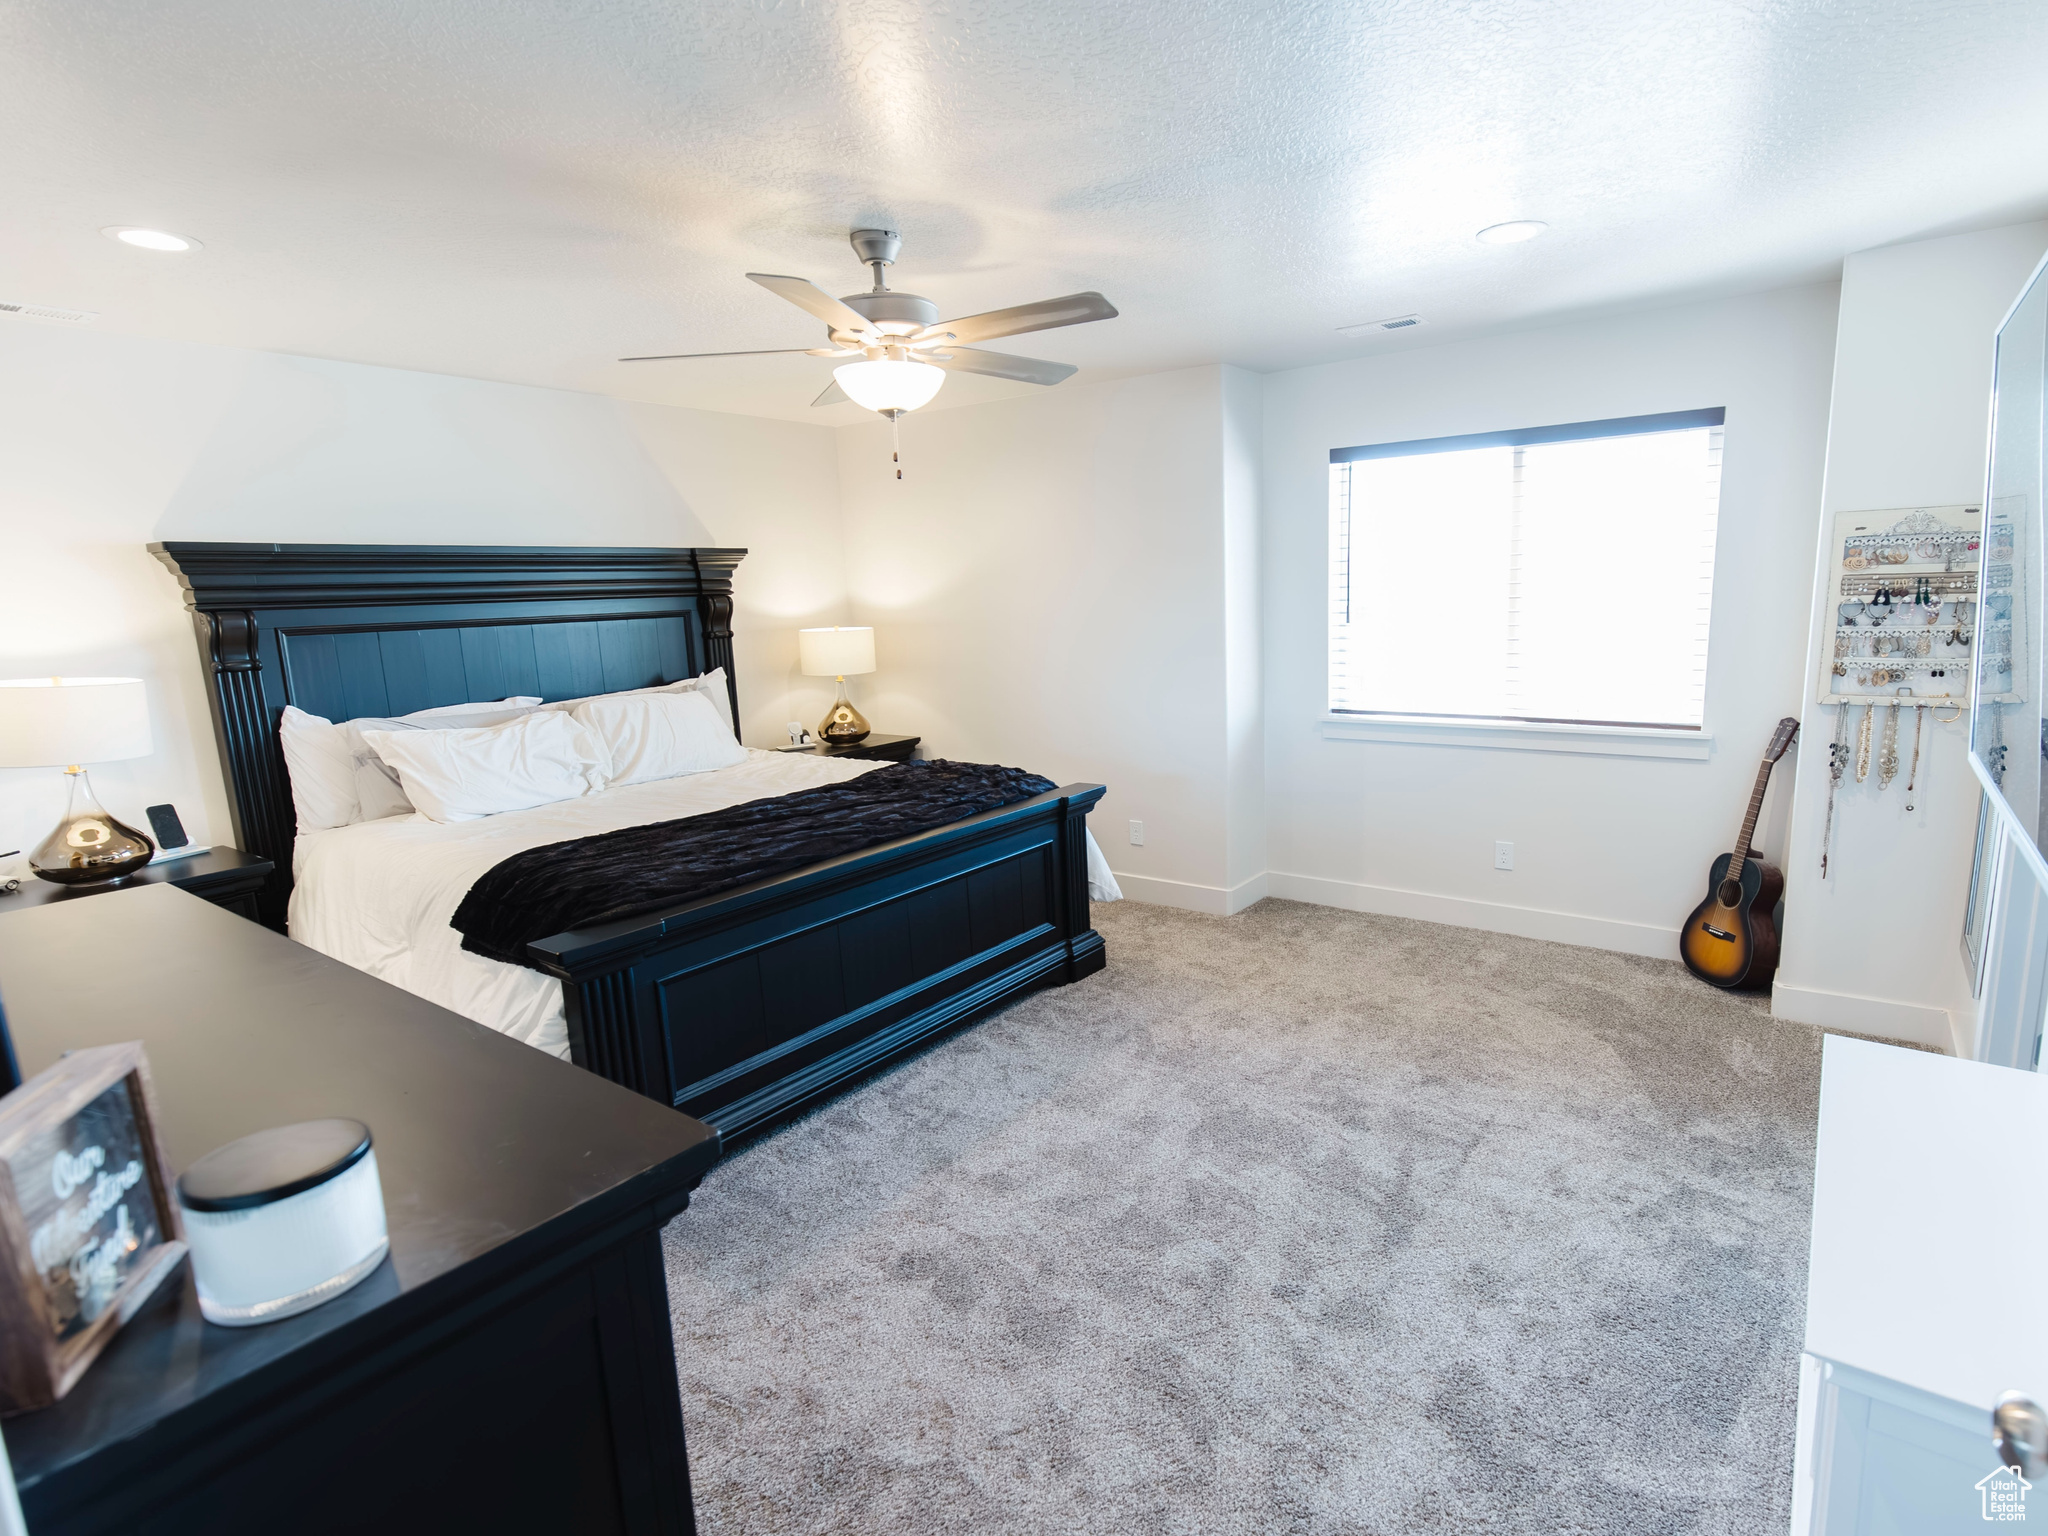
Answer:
[833,358,945,414]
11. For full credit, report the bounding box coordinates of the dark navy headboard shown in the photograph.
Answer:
[150,542,745,931]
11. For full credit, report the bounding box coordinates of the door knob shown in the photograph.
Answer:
[1994,1392,2047,1477]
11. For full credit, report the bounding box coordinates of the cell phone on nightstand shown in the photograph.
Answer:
[145,804,206,863]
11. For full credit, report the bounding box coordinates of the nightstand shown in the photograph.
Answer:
[774,733,920,764]
[0,847,274,923]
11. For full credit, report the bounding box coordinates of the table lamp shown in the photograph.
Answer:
[0,677,155,885]
[797,627,876,744]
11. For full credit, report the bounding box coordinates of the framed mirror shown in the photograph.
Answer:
[1970,254,2048,844]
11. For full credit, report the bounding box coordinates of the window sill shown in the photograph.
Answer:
[1317,714,1713,760]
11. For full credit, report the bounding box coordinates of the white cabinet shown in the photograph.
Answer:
[1798,1357,2007,1532]
[1792,1038,2048,1533]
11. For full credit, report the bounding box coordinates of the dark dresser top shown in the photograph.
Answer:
[0,883,719,1492]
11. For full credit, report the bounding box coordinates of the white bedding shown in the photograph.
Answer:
[290,749,1121,1059]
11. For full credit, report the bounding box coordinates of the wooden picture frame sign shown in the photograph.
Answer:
[0,1042,186,1414]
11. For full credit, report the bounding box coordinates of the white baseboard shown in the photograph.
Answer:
[1947,1005,1978,1061]
[1263,871,1679,959]
[1225,871,1268,915]
[1109,870,1268,917]
[1769,981,1955,1052]
[1114,867,1959,1047]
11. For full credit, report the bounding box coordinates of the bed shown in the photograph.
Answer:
[150,542,1109,1141]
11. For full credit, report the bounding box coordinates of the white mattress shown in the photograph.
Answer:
[290,748,1119,1060]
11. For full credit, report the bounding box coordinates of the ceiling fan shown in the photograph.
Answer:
[621,229,1118,423]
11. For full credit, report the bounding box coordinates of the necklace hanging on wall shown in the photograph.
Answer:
[1877,700,1900,790]
[1903,704,1926,813]
[1822,704,1850,879]
[1855,703,1873,783]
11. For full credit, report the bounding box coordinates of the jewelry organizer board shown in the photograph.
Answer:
[1814,504,1983,706]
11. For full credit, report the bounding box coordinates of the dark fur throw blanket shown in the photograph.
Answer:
[451,759,1056,967]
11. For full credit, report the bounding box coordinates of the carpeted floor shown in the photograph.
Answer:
[662,897,1836,1535]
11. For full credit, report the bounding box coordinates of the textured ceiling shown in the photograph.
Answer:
[3,1,2048,423]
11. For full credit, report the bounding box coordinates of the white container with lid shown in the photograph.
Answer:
[175,1118,389,1327]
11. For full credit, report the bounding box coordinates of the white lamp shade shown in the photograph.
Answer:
[798,627,877,678]
[0,677,152,767]
[833,359,945,414]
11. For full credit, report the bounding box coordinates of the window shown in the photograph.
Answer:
[1328,408,1725,731]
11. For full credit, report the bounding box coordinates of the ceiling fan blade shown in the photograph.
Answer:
[618,347,821,362]
[923,347,1078,386]
[812,378,852,407]
[916,291,1116,346]
[747,273,876,336]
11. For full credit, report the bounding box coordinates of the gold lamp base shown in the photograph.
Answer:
[30,768,154,886]
[817,678,870,745]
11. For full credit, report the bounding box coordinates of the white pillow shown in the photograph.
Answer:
[279,698,542,831]
[406,698,544,721]
[344,703,545,821]
[278,708,360,833]
[692,668,736,738]
[541,669,735,739]
[360,710,610,823]
[571,688,747,787]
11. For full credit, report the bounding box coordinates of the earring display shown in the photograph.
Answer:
[1815,506,1980,708]
[1811,506,1980,876]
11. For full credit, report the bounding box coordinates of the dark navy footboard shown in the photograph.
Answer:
[526,785,1106,1140]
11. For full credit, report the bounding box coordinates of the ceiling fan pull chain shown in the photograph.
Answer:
[892,410,903,480]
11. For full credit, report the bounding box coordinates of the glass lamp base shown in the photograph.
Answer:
[30,768,154,886]
[817,679,871,745]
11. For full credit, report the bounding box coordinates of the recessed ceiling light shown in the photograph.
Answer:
[1476,221,1547,245]
[102,227,202,253]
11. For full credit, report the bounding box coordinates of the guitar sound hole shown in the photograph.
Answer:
[1717,879,1743,907]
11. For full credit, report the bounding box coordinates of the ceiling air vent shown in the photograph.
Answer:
[1336,314,1423,338]
[0,300,98,325]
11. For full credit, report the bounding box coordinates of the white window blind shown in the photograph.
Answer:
[1328,409,1725,730]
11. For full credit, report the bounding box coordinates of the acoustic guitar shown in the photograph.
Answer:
[1680,716,1800,990]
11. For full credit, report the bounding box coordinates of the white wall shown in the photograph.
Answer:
[1260,285,1841,956]
[837,365,1257,909]
[1222,366,1265,899]
[0,324,846,869]
[1776,221,2048,1053]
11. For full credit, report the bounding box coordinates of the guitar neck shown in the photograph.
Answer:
[1728,759,1774,879]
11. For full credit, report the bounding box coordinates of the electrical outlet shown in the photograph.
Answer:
[1494,840,1514,871]
[1129,820,1145,847]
